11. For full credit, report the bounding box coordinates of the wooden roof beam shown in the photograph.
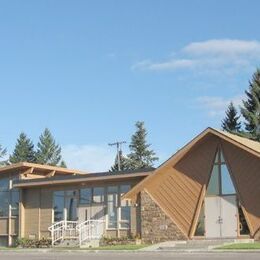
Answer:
[21,167,34,178]
[46,170,56,177]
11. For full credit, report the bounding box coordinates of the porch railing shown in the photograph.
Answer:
[76,220,105,246]
[48,220,78,246]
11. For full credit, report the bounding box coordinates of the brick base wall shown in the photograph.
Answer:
[140,191,186,243]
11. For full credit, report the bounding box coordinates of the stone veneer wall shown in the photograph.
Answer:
[140,191,186,243]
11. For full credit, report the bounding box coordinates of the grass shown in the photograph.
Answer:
[217,242,260,250]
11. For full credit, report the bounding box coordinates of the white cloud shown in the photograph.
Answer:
[196,95,244,117]
[183,39,260,57]
[133,39,260,72]
[62,144,115,172]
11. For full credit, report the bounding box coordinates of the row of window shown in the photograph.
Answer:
[0,177,20,217]
[53,185,131,229]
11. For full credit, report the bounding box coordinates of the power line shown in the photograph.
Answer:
[108,141,127,171]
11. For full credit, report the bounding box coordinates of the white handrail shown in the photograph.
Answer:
[48,220,78,246]
[76,220,105,246]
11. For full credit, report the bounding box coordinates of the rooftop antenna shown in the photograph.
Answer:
[108,141,127,171]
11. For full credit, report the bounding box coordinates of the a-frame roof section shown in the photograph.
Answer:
[123,127,260,200]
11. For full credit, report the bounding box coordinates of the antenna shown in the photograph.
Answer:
[108,141,127,171]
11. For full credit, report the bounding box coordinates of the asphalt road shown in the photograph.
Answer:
[0,252,259,260]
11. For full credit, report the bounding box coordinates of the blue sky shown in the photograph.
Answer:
[0,0,260,171]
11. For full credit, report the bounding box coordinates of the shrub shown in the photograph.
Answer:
[15,237,52,248]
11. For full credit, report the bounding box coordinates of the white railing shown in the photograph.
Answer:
[76,220,105,246]
[48,220,78,246]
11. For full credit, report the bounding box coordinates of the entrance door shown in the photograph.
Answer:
[205,195,237,238]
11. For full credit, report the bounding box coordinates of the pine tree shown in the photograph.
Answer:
[9,132,36,163]
[110,150,130,172]
[36,128,64,166]
[0,144,7,166]
[127,121,158,170]
[241,68,260,140]
[60,160,67,168]
[222,102,241,133]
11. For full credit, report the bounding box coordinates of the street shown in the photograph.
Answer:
[0,252,259,260]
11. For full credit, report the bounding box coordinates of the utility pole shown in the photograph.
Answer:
[108,141,126,171]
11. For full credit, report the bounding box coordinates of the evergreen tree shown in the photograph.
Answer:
[36,128,64,166]
[60,160,67,168]
[9,132,36,163]
[127,121,158,170]
[241,68,260,140]
[0,144,7,166]
[110,150,130,172]
[222,102,241,133]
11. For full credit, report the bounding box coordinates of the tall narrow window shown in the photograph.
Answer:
[120,185,131,229]
[107,186,118,229]
[80,188,92,205]
[206,148,236,196]
[53,191,65,222]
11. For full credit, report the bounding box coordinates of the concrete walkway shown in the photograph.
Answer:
[140,239,255,252]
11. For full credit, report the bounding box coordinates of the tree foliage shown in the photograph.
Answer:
[36,128,63,166]
[110,151,130,172]
[240,68,260,141]
[127,121,158,170]
[0,144,7,166]
[222,102,241,133]
[9,132,36,163]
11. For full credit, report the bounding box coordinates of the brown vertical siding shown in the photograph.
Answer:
[0,219,8,235]
[24,188,40,239]
[40,189,52,238]
[222,140,260,237]
[146,135,219,237]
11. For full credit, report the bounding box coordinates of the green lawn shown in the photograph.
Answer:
[218,243,260,250]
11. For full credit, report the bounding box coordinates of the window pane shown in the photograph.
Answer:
[53,191,64,222]
[220,150,225,163]
[80,188,92,204]
[214,150,219,163]
[195,204,205,236]
[107,186,118,228]
[120,206,131,229]
[0,191,9,217]
[93,187,104,204]
[207,165,220,195]
[11,190,20,217]
[120,185,131,207]
[66,196,78,221]
[0,178,9,191]
[221,164,236,194]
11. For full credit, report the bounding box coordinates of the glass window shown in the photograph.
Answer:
[207,165,220,195]
[0,178,9,191]
[107,186,118,229]
[80,188,92,204]
[119,185,131,229]
[93,187,104,204]
[11,190,20,217]
[53,191,64,222]
[65,196,78,221]
[195,204,205,236]
[221,164,236,194]
[0,191,9,217]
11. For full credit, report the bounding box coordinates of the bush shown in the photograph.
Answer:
[100,236,137,246]
[15,237,52,248]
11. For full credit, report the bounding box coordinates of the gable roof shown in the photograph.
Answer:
[123,127,260,200]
